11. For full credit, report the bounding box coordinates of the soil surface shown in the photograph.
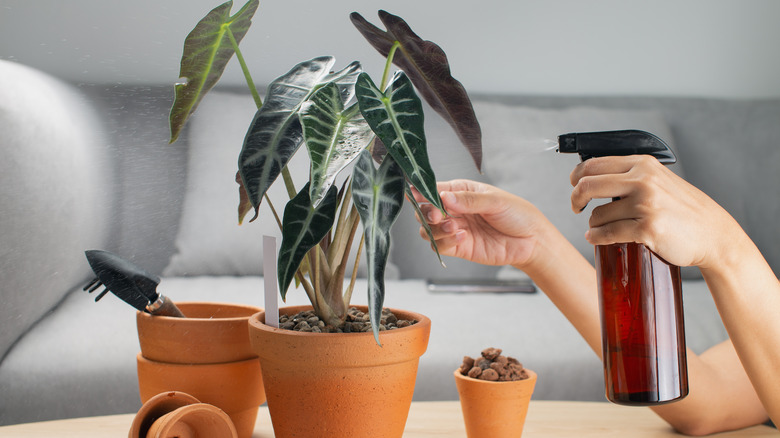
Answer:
[278,307,417,333]
[459,348,529,381]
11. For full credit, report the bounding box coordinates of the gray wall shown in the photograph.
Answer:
[1,0,779,98]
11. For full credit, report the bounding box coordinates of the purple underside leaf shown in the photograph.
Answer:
[350,10,483,171]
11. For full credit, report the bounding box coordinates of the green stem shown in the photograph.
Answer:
[281,167,297,200]
[380,41,401,90]
[227,27,263,109]
[370,41,402,155]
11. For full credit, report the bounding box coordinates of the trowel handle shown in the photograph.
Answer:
[558,130,677,164]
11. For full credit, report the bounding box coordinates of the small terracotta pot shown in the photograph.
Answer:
[137,302,260,364]
[247,305,431,438]
[128,391,237,438]
[146,403,237,438]
[454,369,537,438]
[129,391,201,438]
[135,302,265,438]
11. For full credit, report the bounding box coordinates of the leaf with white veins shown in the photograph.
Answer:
[300,82,374,208]
[278,183,338,299]
[351,150,405,344]
[355,71,444,214]
[238,57,361,214]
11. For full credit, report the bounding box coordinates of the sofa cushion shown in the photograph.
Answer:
[0,60,112,361]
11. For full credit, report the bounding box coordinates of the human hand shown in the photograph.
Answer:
[570,155,738,269]
[411,179,550,269]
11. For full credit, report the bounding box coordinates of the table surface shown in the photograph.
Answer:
[0,400,775,437]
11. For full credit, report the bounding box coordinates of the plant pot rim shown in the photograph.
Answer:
[453,368,537,385]
[249,304,431,339]
[248,305,431,366]
[136,301,262,323]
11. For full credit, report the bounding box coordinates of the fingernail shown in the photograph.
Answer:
[441,191,456,205]
[455,230,466,242]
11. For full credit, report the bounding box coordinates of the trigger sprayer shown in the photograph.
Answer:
[558,129,688,406]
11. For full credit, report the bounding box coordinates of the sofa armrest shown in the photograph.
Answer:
[0,60,113,361]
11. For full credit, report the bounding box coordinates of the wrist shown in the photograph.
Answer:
[514,216,571,277]
[697,213,753,273]
[698,227,764,282]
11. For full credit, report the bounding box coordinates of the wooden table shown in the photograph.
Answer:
[0,401,775,437]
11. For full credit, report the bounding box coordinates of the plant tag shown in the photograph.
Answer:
[263,235,279,328]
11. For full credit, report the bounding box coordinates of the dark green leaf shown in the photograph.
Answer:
[278,183,338,299]
[300,83,373,208]
[351,10,482,171]
[355,71,444,213]
[169,0,259,143]
[238,57,361,212]
[351,150,405,344]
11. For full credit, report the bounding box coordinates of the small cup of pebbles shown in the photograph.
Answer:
[454,348,537,438]
[459,347,529,382]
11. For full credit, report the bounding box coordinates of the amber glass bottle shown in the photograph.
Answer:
[596,242,688,405]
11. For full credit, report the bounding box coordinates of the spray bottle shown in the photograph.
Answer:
[558,129,688,405]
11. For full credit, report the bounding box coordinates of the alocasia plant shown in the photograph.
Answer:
[168,0,482,343]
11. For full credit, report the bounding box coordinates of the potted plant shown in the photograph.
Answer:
[167,0,482,436]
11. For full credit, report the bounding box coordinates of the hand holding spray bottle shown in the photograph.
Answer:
[558,130,688,405]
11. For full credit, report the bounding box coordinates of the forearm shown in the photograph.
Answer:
[650,341,768,435]
[652,221,776,434]
[518,220,603,357]
[700,228,780,424]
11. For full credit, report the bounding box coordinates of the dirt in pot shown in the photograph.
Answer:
[459,348,529,382]
[278,307,418,333]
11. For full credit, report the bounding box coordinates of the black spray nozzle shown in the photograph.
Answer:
[557,129,676,164]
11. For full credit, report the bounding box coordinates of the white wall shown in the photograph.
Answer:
[1,0,778,98]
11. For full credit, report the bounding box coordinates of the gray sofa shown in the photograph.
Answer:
[1,59,778,425]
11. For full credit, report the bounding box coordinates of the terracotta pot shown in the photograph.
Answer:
[454,369,537,438]
[128,391,237,438]
[129,391,201,438]
[135,302,265,438]
[145,403,236,438]
[247,305,431,438]
[137,302,260,363]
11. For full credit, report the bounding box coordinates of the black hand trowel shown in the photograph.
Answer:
[83,249,185,317]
